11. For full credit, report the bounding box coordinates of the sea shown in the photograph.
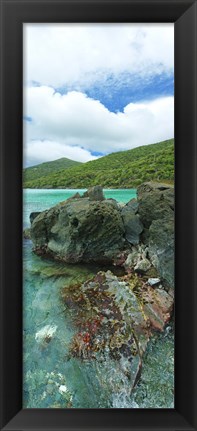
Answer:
[23,189,174,409]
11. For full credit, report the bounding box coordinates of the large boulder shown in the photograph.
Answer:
[137,182,174,228]
[30,197,125,264]
[137,182,174,288]
[148,217,174,288]
[30,183,174,288]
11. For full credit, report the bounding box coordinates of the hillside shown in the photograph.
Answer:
[23,139,174,189]
[23,157,82,184]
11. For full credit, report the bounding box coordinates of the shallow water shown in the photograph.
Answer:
[23,189,174,408]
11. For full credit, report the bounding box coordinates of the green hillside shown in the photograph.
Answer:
[23,157,81,183]
[23,139,174,189]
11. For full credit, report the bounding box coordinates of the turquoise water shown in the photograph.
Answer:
[23,189,174,408]
[23,188,137,228]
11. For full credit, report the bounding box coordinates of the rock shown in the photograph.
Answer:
[123,245,149,271]
[141,287,174,331]
[66,192,81,200]
[124,250,140,269]
[148,217,174,288]
[30,206,60,249]
[138,182,174,194]
[105,198,119,209]
[29,182,174,286]
[83,185,105,201]
[147,278,161,286]
[125,198,139,214]
[136,182,174,288]
[23,228,31,239]
[30,211,41,224]
[31,198,125,264]
[134,258,151,274]
[35,324,57,345]
[121,206,143,245]
[137,182,174,228]
[62,270,174,392]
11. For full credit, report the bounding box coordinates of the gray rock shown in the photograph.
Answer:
[147,278,161,286]
[124,250,139,269]
[66,192,81,200]
[31,198,125,264]
[137,182,174,228]
[125,198,139,214]
[23,228,31,239]
[121,206,143,245]
[134,258,151,274]
[105,198,119,209]
[30,212,41,224]
[148,217,174,288]
[83,185,105,201]
[136,182,174,288]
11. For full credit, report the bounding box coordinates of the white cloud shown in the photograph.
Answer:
[23,139,97,167]
[24,86,174,166]
[23,24,174,166]
[23,23,174,88]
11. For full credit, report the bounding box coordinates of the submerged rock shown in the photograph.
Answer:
[35,324,57,346]
[23,228,31,239]
[62,270,173,393]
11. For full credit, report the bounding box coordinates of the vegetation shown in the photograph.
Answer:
[23,157,81,183]
[23,139,174,189]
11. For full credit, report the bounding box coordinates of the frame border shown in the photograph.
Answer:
[0,0,197,430]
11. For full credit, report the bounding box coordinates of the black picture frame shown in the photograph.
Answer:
[0,0,197,429]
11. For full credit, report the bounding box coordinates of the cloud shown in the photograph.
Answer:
[23,140,98,167]
[23,23,174,89]
[24,86,174,166]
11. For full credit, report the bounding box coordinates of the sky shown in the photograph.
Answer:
[23,24,174,167]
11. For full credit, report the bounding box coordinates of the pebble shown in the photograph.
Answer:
[147,278,160,286]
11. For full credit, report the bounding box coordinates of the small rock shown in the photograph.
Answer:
[35,325,57,343]
[59,385,68,394]
[83,185,105,201]
[23,228,31,239]
[46,384,54,395]
[142,286,173,331]
[134,258,151,274]
[147,278,160,286]
[125,198,139,214]
[66,192,81,201]
[124,250,139,269]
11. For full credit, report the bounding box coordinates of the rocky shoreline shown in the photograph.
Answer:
[26,182,174,395]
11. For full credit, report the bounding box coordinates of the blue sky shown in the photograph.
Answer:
[23,24,174,167]
[56,72,174,113]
